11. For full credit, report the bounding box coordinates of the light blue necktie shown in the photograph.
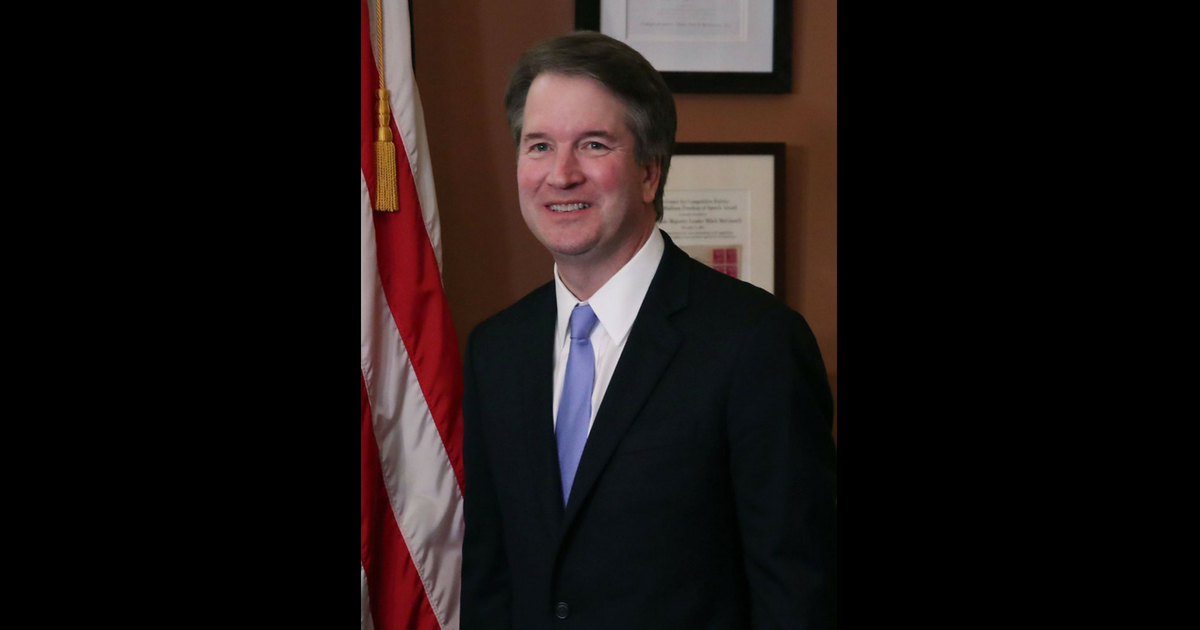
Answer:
[557,303,598,504]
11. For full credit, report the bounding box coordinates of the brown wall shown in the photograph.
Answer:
[414,1,837,437]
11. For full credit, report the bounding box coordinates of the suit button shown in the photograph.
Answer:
[555,602,569,619]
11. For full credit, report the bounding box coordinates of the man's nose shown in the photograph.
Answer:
[548,150,584,188]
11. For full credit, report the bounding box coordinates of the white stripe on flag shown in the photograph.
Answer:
[361,562,376,630]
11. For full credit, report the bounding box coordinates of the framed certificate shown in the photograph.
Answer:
[575,0,792,93]
[661,143,785,296]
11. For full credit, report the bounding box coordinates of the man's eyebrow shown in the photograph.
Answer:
[520,130,618,143]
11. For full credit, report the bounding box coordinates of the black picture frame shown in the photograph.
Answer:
[575,0,792,94]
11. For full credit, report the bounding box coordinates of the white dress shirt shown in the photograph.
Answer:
[552,229,665,434]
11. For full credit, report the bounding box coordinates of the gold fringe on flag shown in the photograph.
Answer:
[375,89,399,211]
[373,0,399,211]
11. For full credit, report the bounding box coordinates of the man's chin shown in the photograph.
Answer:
[545,239,598,260]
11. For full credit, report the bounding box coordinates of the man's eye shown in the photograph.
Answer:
[586,142,608,150]
[530,143,549,152]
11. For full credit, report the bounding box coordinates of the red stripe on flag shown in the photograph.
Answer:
[362,371,443,630]
[360,0,464,492]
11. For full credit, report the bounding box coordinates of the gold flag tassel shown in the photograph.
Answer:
[373,0,399,212]
[375,89,399,211]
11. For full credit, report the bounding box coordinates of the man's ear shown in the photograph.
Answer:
[642,159,661,205]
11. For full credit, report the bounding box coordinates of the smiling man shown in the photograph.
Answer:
[516,70,660,300]
[461,32,837,630]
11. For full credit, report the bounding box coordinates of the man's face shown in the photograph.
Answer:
[517,73,660,271]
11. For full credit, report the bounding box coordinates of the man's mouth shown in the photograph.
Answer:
[548,203,592,213]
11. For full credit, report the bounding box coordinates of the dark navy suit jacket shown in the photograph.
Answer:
[462,231,837,630]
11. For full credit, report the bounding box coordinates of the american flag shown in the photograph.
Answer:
[360,1,464,628]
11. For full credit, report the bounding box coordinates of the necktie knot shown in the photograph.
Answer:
[569,304,598,341]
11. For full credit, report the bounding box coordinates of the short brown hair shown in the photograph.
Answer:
[504,31,677,221]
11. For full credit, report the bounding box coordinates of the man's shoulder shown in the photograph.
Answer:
[667,250,824,349]
[655,233,783,316]
[468,280,555,343]
[680,252,790,319]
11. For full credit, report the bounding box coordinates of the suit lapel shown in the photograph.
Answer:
[561,233,690,528]
[509,285,567,528]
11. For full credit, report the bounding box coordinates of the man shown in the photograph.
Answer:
[462,31,836,630]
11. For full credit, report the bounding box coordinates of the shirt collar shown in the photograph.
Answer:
[554,228,665,346]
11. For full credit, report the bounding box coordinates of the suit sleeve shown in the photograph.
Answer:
[460,330,514,630]
[727,306,837,629]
